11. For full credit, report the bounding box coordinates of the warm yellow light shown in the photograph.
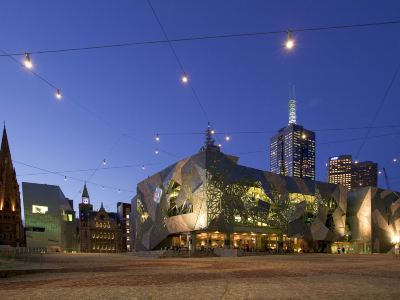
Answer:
[285,31,295,50]
[24,52,33,69]
[392,234,400,244]
[181,74,189,84]
[301,133,307,139]
[55,89,62,100]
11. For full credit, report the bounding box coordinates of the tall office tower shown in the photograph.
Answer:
[117,202,132,252]
[327,155,353,190]
[270,92,316,180]
[351,161,378,188]
[0,126,25,247]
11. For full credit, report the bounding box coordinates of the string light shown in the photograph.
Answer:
[118,189,121,193]
[64,176,68,182]
[141,165,146,170]
[285,30,295,50]
[102,186,105,190]
[102,159,107,166]
[218,143,222,148]
[394,158,398,163]
[181,74,189,84]
[24,52,33,69]
[155,133,160,142]
[378,171,382,175]
[155,148,159,155]
[211,129,215,135]
[225,136,231,141]
[55,89,62,100]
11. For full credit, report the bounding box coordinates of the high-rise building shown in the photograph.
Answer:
[351,161,378,188]
[327,155,378,190]
[78,184,122,253]
[0,126,25,247]
[270,93,316,180]
[327,155,353,190]
[117,202,132,252]
[22,182,77,252]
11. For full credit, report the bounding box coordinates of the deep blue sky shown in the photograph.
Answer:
[1,1,400,213]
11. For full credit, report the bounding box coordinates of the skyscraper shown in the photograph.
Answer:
[327,155,353,190]
[270,92,316,180]
[327,155,378,190]
[351,161,378,188]
[0,126,25,247]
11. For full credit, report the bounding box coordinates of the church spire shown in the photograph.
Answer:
[82,183,90,204]
[288,84,296,125]
[1,123,11,159]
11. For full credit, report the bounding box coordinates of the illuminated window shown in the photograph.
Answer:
[32,205,48,214]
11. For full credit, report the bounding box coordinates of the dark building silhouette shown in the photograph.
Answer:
[351,161,378,188]
[117,202,132,251]
[79,184,122,252]
[0,126,25,247]
[270,93,316,180]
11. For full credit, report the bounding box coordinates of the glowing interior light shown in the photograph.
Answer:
[225,136,231,141]
[181,74,189,84]
[155,134,160,142]
[301,133,307,139]
[24,52,33,69]
[285,31,295,50]
[54,89,62,100]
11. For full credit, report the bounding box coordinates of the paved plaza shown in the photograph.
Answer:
[0,253,399,299]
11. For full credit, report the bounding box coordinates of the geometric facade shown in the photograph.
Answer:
[347,187,400,253]
[134,143,347,253]
[22,182,77,252]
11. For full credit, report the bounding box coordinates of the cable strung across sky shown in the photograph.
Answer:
[0,20,399,57]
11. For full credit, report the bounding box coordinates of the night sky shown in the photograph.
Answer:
[1,1,400,214]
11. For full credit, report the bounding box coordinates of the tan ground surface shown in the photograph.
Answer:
[0,253,399,299]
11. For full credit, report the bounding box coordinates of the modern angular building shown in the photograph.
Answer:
[327,155,353,190]
[79,184,122,253]
[327,155,378,190]
[0,126,25,247]
[22,182,77,252]
[346,187,400,253]
[351,161,378,188]
[270,93,316,180]
[117,202,132,251]
[133,127,346,253]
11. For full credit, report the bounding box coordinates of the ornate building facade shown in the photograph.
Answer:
[79,184,122,252]
[0,126,25,247]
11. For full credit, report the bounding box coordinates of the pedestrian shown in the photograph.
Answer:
[342,247,345,254]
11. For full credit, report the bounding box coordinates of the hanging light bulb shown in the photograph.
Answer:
[55,89,62,100]
[102,159,107,166]
[141,165,146,170]
[24,52,33,69]
[378,171,382,175]
[225,136,231,141]
[64,176,68,182]
[211,129,215,135]
[218,143,222,148]
[101,186,105,190]
[118,189,121,193]
[181,74,189,84]
[394,158,398,163]
[155,148,159,155]
[285,30,295,50]
[155,133,160,142]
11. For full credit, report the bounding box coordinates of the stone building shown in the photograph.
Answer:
[79,184,122,252]
[0,126,25,247]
